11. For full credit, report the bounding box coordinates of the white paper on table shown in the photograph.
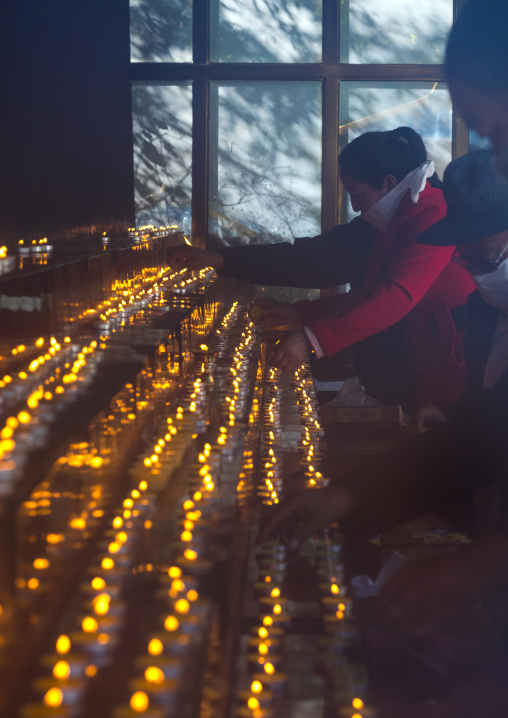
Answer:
[350,552,409,598]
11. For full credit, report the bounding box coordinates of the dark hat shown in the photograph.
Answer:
[418,150,508,246]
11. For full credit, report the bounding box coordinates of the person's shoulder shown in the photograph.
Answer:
[419,183,445,207]
[397,183,446,223]
[407,182,445,209]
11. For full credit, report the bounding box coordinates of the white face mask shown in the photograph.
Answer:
[474,257,508,313]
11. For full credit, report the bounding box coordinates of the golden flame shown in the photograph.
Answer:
[53,660,70,679]
[130,691,149,712]
[44,688,63,707]
[56,635,71,654]
[164,616,179,632]
[145,666,164,684]
[148,638,163,655]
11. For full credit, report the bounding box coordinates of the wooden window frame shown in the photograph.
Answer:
[131,0,468,244]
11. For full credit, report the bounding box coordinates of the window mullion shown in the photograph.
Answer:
[193,0,210,64]
[322,77,339,232]
[192,0,210,246]
[192,78,209,247]
[323,0,339,66]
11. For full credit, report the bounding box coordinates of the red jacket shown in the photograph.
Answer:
[296,184,476,407]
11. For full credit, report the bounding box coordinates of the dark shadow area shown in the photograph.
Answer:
[0,1,135,243]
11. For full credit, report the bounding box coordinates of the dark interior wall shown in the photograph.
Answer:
[0,0,134,243]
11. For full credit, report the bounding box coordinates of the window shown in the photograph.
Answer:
[209,0,322,63]
[209,81,321,242]
[340,0,453,64]
[130,0,193,62]
[132,83,193,231]
[130,0,467,249]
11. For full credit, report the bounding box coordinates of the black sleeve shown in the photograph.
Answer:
[338,407,508,542]
[217,217,375,288]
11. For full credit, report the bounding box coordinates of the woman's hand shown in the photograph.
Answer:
[253,299,300,327]
[256,485,354,549]
[166,245,224,272]
[273,329,310,373]
[406,404,448,439]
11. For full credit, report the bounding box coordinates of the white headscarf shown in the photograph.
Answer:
[363,160,435,233]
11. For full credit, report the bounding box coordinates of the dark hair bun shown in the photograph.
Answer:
[339,127,431,188]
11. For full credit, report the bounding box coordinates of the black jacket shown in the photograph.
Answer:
[218,217,375,289]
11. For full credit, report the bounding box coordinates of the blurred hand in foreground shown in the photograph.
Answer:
[252,299,300,327]
[406,404,448,440]
[167,244,224,272]
[256,485,354,549]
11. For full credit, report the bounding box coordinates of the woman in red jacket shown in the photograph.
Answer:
[168,127,474,411]
[268,127,474,410]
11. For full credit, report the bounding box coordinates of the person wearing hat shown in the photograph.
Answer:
[409,149,508,435]
[257,150,508,634]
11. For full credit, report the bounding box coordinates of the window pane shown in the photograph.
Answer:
[210,0,321,63]
[209,81,321,245]
[339,82,452,221]
[340,0,453,64]
[130,0,192,63]
[132,83,192,231]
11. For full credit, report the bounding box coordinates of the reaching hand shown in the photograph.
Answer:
[167,245,224,272]
[273,329,310,373]
[256,485,354,549]
[253,299,300,327]
[406,404,448,439]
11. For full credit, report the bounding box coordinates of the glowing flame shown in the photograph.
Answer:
[145,666,164,684]
[56,635,71,654]
[82,616,98,633]
[53,661,70,679]
[93,594,110,616]
[44,688,63,707]
[148,638,163,655]
[130,691,149,712]
[175,598,190,614]
[164,616,179,632]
